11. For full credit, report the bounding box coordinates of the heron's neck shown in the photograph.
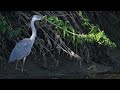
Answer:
[30,20,36,43]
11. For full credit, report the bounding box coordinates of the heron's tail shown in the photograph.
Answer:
[8,57,15,63]
[8,59,12,63]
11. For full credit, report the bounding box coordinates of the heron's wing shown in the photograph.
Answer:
[16,38,31,48]
[9,38,32,62]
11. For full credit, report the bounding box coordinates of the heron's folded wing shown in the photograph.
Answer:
[9,38,32,62]
[16,38,31,48]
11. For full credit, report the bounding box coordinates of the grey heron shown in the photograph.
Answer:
[8,15,43,72]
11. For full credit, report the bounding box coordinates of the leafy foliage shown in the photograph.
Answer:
[79,11,117,48]
[0,16,21,38]
[47,12,116,48]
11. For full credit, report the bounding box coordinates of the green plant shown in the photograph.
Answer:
[0,16,21,38]
[79,11,116,48]
[47,12,116,48]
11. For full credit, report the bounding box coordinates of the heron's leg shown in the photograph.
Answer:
[22,57,26,72]
[16,60,19,70]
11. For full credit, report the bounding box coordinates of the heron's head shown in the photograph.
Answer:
[32,15,43,22]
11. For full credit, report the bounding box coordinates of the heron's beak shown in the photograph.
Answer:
[40,15,47,21]
[39,15,47,26]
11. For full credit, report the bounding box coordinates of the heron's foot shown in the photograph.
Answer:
[15,68,26,72]
[16,67,21,71]
[21,68,28,72]
[22,68,25,72]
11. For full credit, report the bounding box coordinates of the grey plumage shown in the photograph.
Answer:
[8,15,43,72]
[9,38,32,63]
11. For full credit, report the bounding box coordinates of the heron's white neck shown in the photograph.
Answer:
[30,20,36,44]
